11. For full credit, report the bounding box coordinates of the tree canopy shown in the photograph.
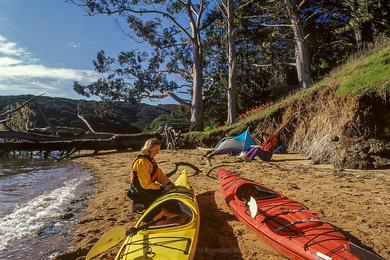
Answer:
[70,0,390,131]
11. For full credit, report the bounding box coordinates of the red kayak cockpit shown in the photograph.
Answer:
[236,183,280,202]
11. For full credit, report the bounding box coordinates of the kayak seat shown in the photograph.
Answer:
[142,199,193,229]
[237,183,279,202]
[132,203,146,214]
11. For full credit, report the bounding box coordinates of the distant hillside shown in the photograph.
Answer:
[0,95,181,133]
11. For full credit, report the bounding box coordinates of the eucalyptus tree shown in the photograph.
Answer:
[240,0,313,88]
[70,0,214,131]
[202,6,292,121]
[218,0,238,125]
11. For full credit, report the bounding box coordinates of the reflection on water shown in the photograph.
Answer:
[0,159,91,259]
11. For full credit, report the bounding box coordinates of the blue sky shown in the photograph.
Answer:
[0,0,178,104]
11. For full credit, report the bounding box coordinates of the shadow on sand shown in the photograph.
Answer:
[196,191,243,260]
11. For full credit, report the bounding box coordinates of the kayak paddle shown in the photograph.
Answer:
[85,215,167,260]
[248,196,258,218]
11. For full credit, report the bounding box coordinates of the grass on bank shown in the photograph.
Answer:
[187,39,390,139]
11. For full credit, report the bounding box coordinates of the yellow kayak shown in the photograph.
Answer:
[115,170,200,260]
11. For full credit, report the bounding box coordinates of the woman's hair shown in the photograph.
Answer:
[141,138,161,155]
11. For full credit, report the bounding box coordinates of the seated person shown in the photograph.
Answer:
[127,138,175,212]
[242,133,279,161]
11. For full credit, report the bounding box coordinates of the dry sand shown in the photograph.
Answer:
[61,149,389,259]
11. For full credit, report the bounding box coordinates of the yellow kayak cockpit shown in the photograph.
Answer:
[115,170,200,260]
[141,199,193,229]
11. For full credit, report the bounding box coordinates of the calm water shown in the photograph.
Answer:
[0,159,91,259]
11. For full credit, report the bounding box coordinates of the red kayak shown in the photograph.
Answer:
[218,168,383,260]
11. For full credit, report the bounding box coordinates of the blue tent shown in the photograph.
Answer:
[233,128,256,150]
[207,128,256,157]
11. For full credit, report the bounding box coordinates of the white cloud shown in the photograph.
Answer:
[0,35,29,57]
[0,64,97,81]
[0,34,98,98]
[69,42,81,48]
[0,57,23,66]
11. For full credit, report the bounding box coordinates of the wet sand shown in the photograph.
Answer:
[62,149,389,259]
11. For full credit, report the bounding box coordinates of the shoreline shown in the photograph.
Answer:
[59,149,389,259]
[0,160,92,260]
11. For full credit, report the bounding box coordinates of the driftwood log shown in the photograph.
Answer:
[0,133,159,152]
[27,126,86,136]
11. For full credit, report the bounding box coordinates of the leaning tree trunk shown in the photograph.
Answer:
[226,0,237,125]
[283,0,313,89]
[190,41,204,131]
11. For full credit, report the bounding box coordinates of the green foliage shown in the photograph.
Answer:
[0,103,36,131]
[340,0,389,43]
[146,107,189,131]
[336,44,390,95]
[343,0,375,30]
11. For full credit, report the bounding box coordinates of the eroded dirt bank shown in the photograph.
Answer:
[58,149,389,259]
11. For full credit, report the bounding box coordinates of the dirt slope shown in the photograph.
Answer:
[186,42,390,169]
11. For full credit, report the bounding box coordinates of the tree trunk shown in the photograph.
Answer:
[190,40,204,131]
[226,0,237,125]
[355,21,373,47]
[283,0,313,89]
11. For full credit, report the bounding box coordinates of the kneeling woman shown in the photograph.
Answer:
[128,138,175,211]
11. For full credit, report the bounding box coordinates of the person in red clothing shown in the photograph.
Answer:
[242,133,279,161]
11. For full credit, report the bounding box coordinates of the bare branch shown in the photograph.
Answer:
[1,93,45,117]
[149,92,191,109]
[0,115,12,131]
[201,11,219,30]
[218,0,228,13]
[237,0,257,10]
[243,15,292,28]
[217,0,228,21]
[253,64,273,68]
[77,106,96,134]
[304,11,318,22]
[0,118,11,124]
[114,19,147,44]
[297,0,309,10]
[160,41,191,49]
[196,0,205,29]
[242,15,269,19]
[178,0,199,17]
[157,70,192,80]
[259,23,292,28]
[252,62,296,67]
[184,1,198,37]
[93,7,194,41]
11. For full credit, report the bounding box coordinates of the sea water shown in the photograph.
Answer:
[0,159,91,259]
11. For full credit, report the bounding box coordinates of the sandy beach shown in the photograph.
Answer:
[61,149,389,259]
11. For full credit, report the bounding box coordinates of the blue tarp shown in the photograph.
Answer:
[233,128,256,150]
